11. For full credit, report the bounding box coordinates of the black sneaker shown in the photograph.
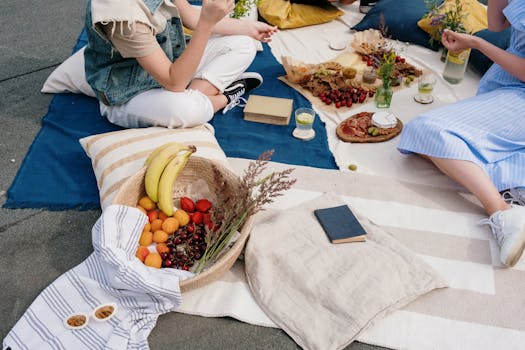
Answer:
[223,72,263,114]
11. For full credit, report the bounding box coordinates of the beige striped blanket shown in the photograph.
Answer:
[178,158,525,350]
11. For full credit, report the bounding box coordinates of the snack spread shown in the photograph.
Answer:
[336,111,403,143]
[282,29,423,110]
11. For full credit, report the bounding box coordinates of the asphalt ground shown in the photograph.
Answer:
[0,1,388,349]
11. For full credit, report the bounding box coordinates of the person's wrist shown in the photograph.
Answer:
[195,18,215,34]
[470,35,483,50]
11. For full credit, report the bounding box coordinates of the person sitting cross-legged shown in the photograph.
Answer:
[84,0,278,129]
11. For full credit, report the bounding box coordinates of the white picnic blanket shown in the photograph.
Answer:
[178,158,525,350]
[175,6,525,350]
[2,205,193,350]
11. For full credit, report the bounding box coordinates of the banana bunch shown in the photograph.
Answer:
[144,142,196,216]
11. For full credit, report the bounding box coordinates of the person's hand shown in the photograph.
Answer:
[200,0,235,26]
[441,29,477,53]
[242,21,279,43]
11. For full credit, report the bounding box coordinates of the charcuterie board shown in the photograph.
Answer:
[335,111,403,143]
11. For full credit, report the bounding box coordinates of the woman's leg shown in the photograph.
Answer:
[426,156,510,215]
[100,88,214,128]
[188,79,227,112]
[101,36,258,126]
[191,35,257,93]
[186,35,258,112]
[425,155,525,267]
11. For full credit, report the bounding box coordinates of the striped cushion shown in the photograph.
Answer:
[80,124,228,209]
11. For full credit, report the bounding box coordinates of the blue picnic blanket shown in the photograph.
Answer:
[4,30,337,210]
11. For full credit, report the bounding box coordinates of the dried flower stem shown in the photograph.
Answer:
[193,150,296,274]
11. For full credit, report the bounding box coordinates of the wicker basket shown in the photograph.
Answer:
[112,156,254,293]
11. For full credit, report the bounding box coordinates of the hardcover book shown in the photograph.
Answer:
[314,205,367,244]
[243,95,293,125]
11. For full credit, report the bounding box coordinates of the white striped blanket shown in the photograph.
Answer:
[178,158,525,350]
[3,205,193,350]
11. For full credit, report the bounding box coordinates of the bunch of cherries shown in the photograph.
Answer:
[161,197,214,271]
[318,87,375,108]
[161,223,208,270]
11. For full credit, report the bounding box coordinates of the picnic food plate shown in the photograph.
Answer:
[336,111,403,143]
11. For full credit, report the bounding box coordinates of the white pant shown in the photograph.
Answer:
[100,35,257,129]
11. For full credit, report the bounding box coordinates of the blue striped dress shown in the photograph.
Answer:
[397,0,525,191]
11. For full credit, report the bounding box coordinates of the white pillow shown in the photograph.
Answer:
[42,46,96,97]
[79,125,228,209]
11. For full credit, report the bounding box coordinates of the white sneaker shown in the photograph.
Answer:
[502,187,525,206]
[480,205,525,267]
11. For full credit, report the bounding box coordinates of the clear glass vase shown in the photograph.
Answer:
[443,49,471,84]
[375,84,393,108]
[440,47,448,62]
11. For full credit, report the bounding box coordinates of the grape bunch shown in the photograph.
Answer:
[318,87,375,108]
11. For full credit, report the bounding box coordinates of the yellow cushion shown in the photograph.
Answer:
[418,0,488,39]
[258,0,344,29]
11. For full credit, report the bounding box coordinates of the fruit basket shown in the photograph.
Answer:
[112,156,254,293]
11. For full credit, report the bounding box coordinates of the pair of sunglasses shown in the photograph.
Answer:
[64,303,118,330]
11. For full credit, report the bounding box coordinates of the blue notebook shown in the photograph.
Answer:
[314,205,367,244]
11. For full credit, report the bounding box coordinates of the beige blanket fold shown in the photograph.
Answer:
[245,193,447,350]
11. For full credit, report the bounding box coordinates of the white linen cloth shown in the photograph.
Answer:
[245,193,446,350]
[179,158,525,350]
[3,205,193,350]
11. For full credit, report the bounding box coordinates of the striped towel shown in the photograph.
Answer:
[3,205,193,350]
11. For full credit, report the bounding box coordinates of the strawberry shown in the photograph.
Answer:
[196,199,212,213]
[180,197,195,213]
[203,213,211,225]
[192,212,204,225]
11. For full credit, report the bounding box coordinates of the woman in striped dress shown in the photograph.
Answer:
[397,0,525,267]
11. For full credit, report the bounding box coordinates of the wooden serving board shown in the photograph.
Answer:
[336,112,403,143]
[279,51,417,115]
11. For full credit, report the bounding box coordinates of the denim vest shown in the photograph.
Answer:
[84,0,186,106]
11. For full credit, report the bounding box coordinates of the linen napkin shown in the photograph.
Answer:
[3,205,193,350]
